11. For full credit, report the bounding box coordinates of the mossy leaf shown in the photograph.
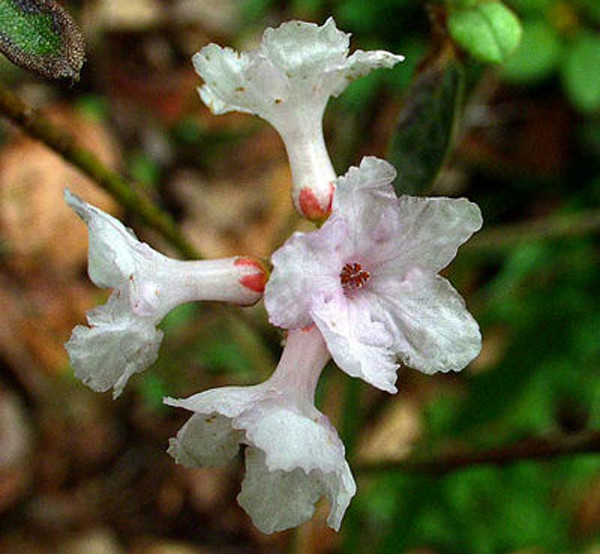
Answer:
[0,0,85,80]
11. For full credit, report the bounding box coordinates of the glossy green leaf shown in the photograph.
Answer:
[561,33,600,113]
[0,0,85,80]
[448,1,523,64]
[388,49,464,195]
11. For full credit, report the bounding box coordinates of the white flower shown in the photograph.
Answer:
[193,18,403,221]
[166,326,356,534]
[265,157,483,393]
[64,190,267,397]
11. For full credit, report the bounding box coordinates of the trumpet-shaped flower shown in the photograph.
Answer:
[265,157,483,393]
[193,18,403,221]
[166,326,355,534]
[64,191,267,397]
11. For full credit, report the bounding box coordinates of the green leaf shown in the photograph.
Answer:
[448,1,523,64]
[388,48,464,195]
[561,33,600,113]
[0,0,85,80]
[502,20,562,83]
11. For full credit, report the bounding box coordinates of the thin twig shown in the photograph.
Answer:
[0,82,199,260]
[355,429,600,476]
[465,209,600,254]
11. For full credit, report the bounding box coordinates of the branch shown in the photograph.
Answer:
[0,82,200,260]
[465,209,600,254]
[355,429,600,476]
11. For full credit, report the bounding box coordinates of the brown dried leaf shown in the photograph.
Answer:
[0,105,120,275]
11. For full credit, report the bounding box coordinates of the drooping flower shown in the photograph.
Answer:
[166,325,355,534]
[265,157,483,393]
[193,18,403,221]
[64,190,267,397]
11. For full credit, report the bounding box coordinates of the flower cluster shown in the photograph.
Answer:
[66,18,482,534]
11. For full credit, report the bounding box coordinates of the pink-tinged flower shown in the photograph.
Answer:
[64,191,267,397]
[166,326,355,534]
[265,157,483,393]
[193,18,403,221]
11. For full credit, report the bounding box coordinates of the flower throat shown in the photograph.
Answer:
[340,262,370,294]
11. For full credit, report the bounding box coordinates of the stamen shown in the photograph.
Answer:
[340,262,370,293]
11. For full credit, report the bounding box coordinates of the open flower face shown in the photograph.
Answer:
[166,326,356,534]
[64,191,267,397]
[265,157,483,393]
[193,18,403,221]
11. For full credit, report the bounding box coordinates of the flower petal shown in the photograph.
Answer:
[340,49,405,90]
[265,218,351,329]
[244,408,346,474]
[193,18,350,122]
[193,44,288,117]
[65,189,143,288]
[332,157,399,255]
[167,412,243,468]
[375,196,483,275]
[261,18,349,78]
[238,448,323,534]
[311,292,399,393]
[335,156,397,198]
[165,384,267,419]
[331,158,483,273]
[241,407,356,532]
[65,289,162,398]
[194,19,403,122]
[165,385,267,467]
[238,445,355,534]
[375,268,481,374]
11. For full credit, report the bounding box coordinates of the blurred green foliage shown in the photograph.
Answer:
[503,0,600,112]
[348,456,600,554]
